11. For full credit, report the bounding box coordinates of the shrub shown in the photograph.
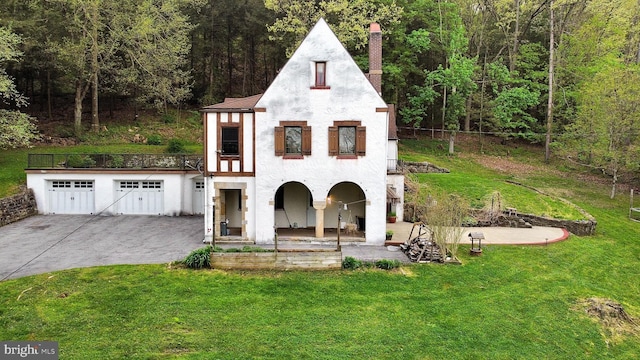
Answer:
[183,246,212,269]
[342,256,362,270]
[374,259,401,270]
[66,154,96,168]
[166,138,186,153]
[147,134,162,145]
[108,155,124,168]
[162,112,176,124]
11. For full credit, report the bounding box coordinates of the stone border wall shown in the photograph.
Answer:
[406,205,597,236]
[211,250,343,270]
[516,213,596,236]
[399,161,450,174]
[0,187,38,227]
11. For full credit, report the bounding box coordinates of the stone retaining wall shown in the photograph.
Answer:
[516,213,597,236]
[406,205,597,236]
[399,161,450,174]
[211,250,343,270]
[0,187,38,227]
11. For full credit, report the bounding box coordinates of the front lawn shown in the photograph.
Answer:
[1,138,639,358]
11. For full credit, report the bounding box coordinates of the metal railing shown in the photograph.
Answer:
[27,153,203,171]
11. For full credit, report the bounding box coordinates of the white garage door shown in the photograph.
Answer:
[115,180,164,215]
[47,180,95,214]
[193,181,204,215]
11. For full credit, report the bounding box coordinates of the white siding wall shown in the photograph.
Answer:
[27,172,202,216]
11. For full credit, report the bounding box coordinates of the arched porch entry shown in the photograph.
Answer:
[325,182,367,237]
[274,182,314,231]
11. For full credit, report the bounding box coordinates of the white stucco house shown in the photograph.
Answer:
[24,18,403,246]
[201,19,404,245]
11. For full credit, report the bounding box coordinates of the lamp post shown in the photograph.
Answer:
[337,201,344,251]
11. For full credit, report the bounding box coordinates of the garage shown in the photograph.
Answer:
[47,180,95,214]
[115,180,164,215]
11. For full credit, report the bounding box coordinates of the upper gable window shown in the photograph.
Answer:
[274,121,311,158]
[329,121,366,158]
[312,62,330,89]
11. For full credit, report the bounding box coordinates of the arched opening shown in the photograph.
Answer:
[274,182,314,231]
[326,182,366,238]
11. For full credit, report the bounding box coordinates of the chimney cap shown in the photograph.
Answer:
[370,23,381,33]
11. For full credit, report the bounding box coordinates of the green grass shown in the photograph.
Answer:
[400,139,589,220]
[1,137,640,358]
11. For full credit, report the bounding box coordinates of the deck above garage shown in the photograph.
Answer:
[25,153,206,217]
[27,153,203,171]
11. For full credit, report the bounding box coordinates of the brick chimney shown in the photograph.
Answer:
[368,23,382,95]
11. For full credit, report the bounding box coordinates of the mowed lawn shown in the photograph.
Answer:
[1,139,639,359]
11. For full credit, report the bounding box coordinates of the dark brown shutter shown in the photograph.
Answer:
[274,126,284,156]
[302,126,312,155]
[328,126,338,156]
[356,126,366,156]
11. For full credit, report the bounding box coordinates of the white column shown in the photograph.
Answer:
[204,176,214,244]
[313,201,327,238]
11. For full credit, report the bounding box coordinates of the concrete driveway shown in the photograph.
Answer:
[0,215,204,281]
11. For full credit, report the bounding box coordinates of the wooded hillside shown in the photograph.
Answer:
[1,0,639,193]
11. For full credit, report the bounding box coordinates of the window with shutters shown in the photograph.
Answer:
[274,121,311,158]
[328,121,366,158]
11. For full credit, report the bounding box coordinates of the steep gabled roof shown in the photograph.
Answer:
[255,18,387,111]
[201,94,263,112]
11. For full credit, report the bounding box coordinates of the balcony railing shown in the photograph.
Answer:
[27,153,203,171]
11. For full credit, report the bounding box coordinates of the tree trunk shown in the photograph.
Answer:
[610,168,618,199]
[449,132,455,154]
[90,3,100,133]
[74,80,84,136]
[510,0,521,72]
[441,86,447,140]
[464,96,472,132]
[545,0,555,163]
[480,52,487,153]
[47,69,53,121]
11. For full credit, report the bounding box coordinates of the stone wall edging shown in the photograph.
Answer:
[399,161,450,174]
[0,187,38,227]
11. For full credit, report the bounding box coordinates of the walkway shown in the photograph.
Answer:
[386,221,570,246]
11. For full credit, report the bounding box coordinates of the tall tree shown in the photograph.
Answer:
[560,64,640,198]
[49,0,117,134]
[265,0,403,56]
[113,0,196,113]
[545,0,554,162]
[0,26,39,149]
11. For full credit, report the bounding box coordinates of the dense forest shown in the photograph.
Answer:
[1,0,639,193]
